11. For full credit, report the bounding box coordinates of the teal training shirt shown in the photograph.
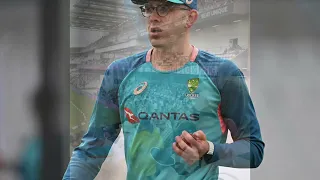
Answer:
[63,46,264,180]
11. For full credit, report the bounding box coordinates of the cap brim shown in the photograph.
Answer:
[131,0,148,5]
[167,0,184,4]
[131,0,184,5]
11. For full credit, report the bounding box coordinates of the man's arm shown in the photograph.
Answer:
[203,63,265,168]
[63,62,121,179]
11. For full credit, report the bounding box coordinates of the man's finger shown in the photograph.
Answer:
[181,131,200,149]
[173,142,183,156]
[193,130,206,141]
[173,142,197,164]
[172,142,192,159]
[175,136,194,155]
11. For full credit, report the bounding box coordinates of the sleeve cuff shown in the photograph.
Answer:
[203,143,221,164]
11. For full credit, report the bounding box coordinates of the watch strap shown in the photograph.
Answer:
[206,140,214,155]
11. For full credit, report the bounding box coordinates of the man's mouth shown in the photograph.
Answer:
[150,27,163,33]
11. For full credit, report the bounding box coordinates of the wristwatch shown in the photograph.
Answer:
[206,140,215,155]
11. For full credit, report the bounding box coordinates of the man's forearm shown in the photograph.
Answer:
[63,151,105,180]
[203,139,264,168]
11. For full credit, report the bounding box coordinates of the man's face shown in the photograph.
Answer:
[143,0,191,47]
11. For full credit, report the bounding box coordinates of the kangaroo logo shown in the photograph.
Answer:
[124,107,139,124]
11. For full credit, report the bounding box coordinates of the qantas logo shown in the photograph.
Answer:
[139,112,200,121]
[124,107,140,124]
[124,107,200,123]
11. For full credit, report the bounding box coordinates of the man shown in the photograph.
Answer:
[63,0,265,179]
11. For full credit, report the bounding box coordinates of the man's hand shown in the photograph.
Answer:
[172,130,209,165]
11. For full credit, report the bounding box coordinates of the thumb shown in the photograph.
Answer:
[193,130,206,140]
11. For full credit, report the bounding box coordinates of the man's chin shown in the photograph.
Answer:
[149,38,169,48]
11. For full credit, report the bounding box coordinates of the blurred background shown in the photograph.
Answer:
[0,1,41,179]
[1,0,320,180]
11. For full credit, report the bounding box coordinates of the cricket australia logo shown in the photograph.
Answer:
[185,78,199,99]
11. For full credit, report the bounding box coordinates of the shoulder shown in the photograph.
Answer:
[98,50,149,105]
[196,50,240,77]
[106,50,148,74]
[102,50,149,86]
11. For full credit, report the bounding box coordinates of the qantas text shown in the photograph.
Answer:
[138,112,200,121]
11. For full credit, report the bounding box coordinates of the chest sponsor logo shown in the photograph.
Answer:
[186,78,199,99]
[124,108,200,123]
[139,112,200,121]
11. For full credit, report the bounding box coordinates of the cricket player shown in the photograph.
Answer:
[63,0,265,179]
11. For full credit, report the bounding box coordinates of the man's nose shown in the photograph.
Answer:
[148,9,161,23]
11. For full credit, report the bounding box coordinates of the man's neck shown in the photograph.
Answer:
[151,43,193,71]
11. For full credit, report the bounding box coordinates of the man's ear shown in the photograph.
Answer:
[186,10,198,28]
